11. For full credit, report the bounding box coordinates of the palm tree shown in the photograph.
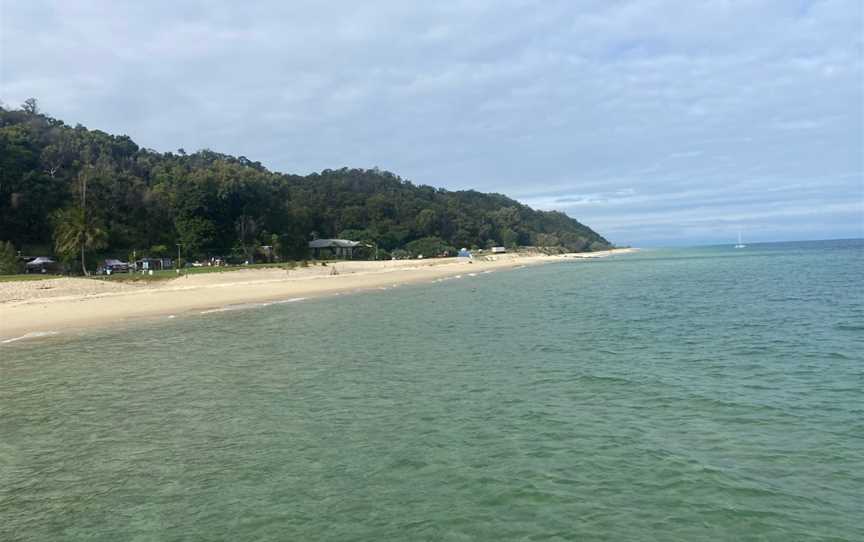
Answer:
[52,207,107,276]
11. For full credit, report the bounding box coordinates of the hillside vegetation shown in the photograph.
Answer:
[0,101,609,270]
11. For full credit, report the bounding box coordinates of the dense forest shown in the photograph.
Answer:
[0,100,610,272]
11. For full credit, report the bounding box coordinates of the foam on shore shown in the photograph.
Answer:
[199,297,307,315]
[1,331,60,344]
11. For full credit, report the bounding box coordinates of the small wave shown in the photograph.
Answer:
[200,307,229,315]
[200,297,306,315]
[1,331,60,344]
[270,297,307,305]
[826,351,853,360]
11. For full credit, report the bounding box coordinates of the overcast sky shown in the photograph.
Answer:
[1,1,861,246]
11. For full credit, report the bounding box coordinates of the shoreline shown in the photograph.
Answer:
[1,249,635,342]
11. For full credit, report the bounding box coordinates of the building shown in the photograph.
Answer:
[308,239,361,259]
[135,257,173,271]
[491,246,507,254]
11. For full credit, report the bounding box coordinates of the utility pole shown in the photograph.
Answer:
[176,243,182,275]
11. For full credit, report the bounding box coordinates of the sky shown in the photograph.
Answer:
[1,1,862,246]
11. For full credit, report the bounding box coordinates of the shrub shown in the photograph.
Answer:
[0,241,19,274]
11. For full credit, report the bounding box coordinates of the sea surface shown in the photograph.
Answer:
[1,240,862,541]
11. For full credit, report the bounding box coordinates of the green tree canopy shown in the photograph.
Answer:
[1,102,611,271]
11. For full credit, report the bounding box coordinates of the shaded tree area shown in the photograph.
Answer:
[0,102,610,270]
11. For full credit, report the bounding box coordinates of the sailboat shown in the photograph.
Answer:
[734,231,747,249]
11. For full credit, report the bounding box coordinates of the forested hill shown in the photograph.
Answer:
[0,103,610,263]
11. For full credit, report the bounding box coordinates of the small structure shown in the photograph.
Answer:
[491,246,507,254]
[309,239,361,259]
[25,256,58,274]
[136,257,173,271]
[458,248,472,258]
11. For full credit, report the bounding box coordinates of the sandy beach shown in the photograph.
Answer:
[1,249,634,341]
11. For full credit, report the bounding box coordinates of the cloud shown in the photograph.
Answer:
[1,0,861,245]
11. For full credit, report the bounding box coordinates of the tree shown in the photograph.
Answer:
[149,244,169,257]
[51,165,107,275]
[0,241,19,274]
[52,207,107,275]
[534,233,560,248]
[175,216,216,258]
[236,214,259,263]
[270,233,282,262]
[415,208,438,236]
[22,98,39,115]
[404,237,453,258]
[500,227,519,248]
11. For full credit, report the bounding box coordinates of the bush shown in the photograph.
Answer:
[0,241,20,274]
[404,237,454,258]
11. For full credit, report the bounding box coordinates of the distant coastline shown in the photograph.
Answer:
[0,249,636,341]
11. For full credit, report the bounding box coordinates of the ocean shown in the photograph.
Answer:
[1,240,862,541]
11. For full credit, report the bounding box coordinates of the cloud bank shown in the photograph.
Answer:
[1,0,861,245]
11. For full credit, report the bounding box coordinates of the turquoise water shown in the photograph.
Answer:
[2,240,862,541]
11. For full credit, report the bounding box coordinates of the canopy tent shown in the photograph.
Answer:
[25,257,58,274]
[309,239,362,259]
[25,257,55,267]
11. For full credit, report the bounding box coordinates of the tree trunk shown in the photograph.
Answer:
[81,243,88,276]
